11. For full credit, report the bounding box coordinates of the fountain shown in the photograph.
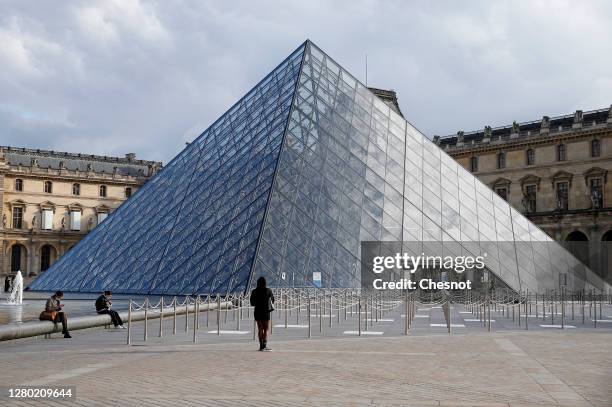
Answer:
[6,270,23,305]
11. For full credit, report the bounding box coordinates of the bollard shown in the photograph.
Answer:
[144,298,149,342]
[127,299,132,345]
[525,291,528,331]
[285,294,288,329]
[159,297,164,338]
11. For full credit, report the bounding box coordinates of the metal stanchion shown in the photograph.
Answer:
[561,288,565,329]
[143,298,149,342]
[193,298,198,342]
[126,299,132,345]
[358,297,362,336]
[159,297,164,338]
[307,296,312,339]
[185,296,190,332]
[525,291,528,331]
[404,291,409,335]
[196,295,200,330]
[237,297,241,331]
[173,297,177,335]
[217,295,221,335]
[319,294,323,334]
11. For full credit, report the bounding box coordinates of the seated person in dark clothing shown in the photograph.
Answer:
[40,291,71,338]
[95,290,125,329]
[250,277,275,351]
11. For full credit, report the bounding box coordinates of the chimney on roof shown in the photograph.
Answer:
[432,135,440,145]
[607,105,612,127]
[572,110,583,129]
[125,153,136,161]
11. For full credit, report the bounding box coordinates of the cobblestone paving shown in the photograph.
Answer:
[1,303,611,406]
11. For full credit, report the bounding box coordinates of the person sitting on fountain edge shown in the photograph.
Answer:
[40,291,71,338]
[95,290,125,329]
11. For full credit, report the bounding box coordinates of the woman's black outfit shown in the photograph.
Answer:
[250,287,275,321]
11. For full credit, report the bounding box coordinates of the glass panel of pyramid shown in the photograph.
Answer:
[30,40,609,295]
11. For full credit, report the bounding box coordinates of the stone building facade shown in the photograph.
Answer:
[0,147,161,281]
[437,106,612,245]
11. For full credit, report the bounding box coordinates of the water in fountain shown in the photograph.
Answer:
[7,270,23,305]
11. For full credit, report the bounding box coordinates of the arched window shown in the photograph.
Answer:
[591,139,601,158]
[72,183,80,196]
[40,245,54,271]
[10,244,25,272]
[15,179,23,191]
[602,230,612,241]
[526,149,535,166]
[125,187,132,198]
[557,144,566,161]
[99,185,107,197]
[565,230,589,267]
[44,180,53,194]
[496,152,506,169]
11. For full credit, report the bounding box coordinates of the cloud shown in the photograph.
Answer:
[0,0,611,163]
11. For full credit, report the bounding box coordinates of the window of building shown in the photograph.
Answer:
[556,182,569,211]
[41,245,53,272]
[70,211,81,231]
[524,185,537,213]
[15,179,23,191]
[125,187,132,198]
[469,156,478,173]
[591,139,601,158]
[99,185,107,197]
[526,149,535,166]
[495,187,508,201]
[497,152,506,169]
[557,144,566,161]
[12,207,23,229]
[97,212,108,224]
[72,183,80,196]
[590,178,603,208]
[42,209,53,230]
[44,180,53,194]
[10,245,22,272]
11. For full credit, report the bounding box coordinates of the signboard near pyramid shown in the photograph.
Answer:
[30,41,608,295]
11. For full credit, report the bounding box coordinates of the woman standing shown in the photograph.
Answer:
[250,277,274,351]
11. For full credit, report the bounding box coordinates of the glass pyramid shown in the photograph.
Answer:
[30,40,609,295]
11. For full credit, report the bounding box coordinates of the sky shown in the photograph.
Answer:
[1,0,611,163]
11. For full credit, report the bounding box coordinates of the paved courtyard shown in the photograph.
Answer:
[1,302,612,406]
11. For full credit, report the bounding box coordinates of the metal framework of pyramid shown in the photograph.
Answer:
[30,40,608,295]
